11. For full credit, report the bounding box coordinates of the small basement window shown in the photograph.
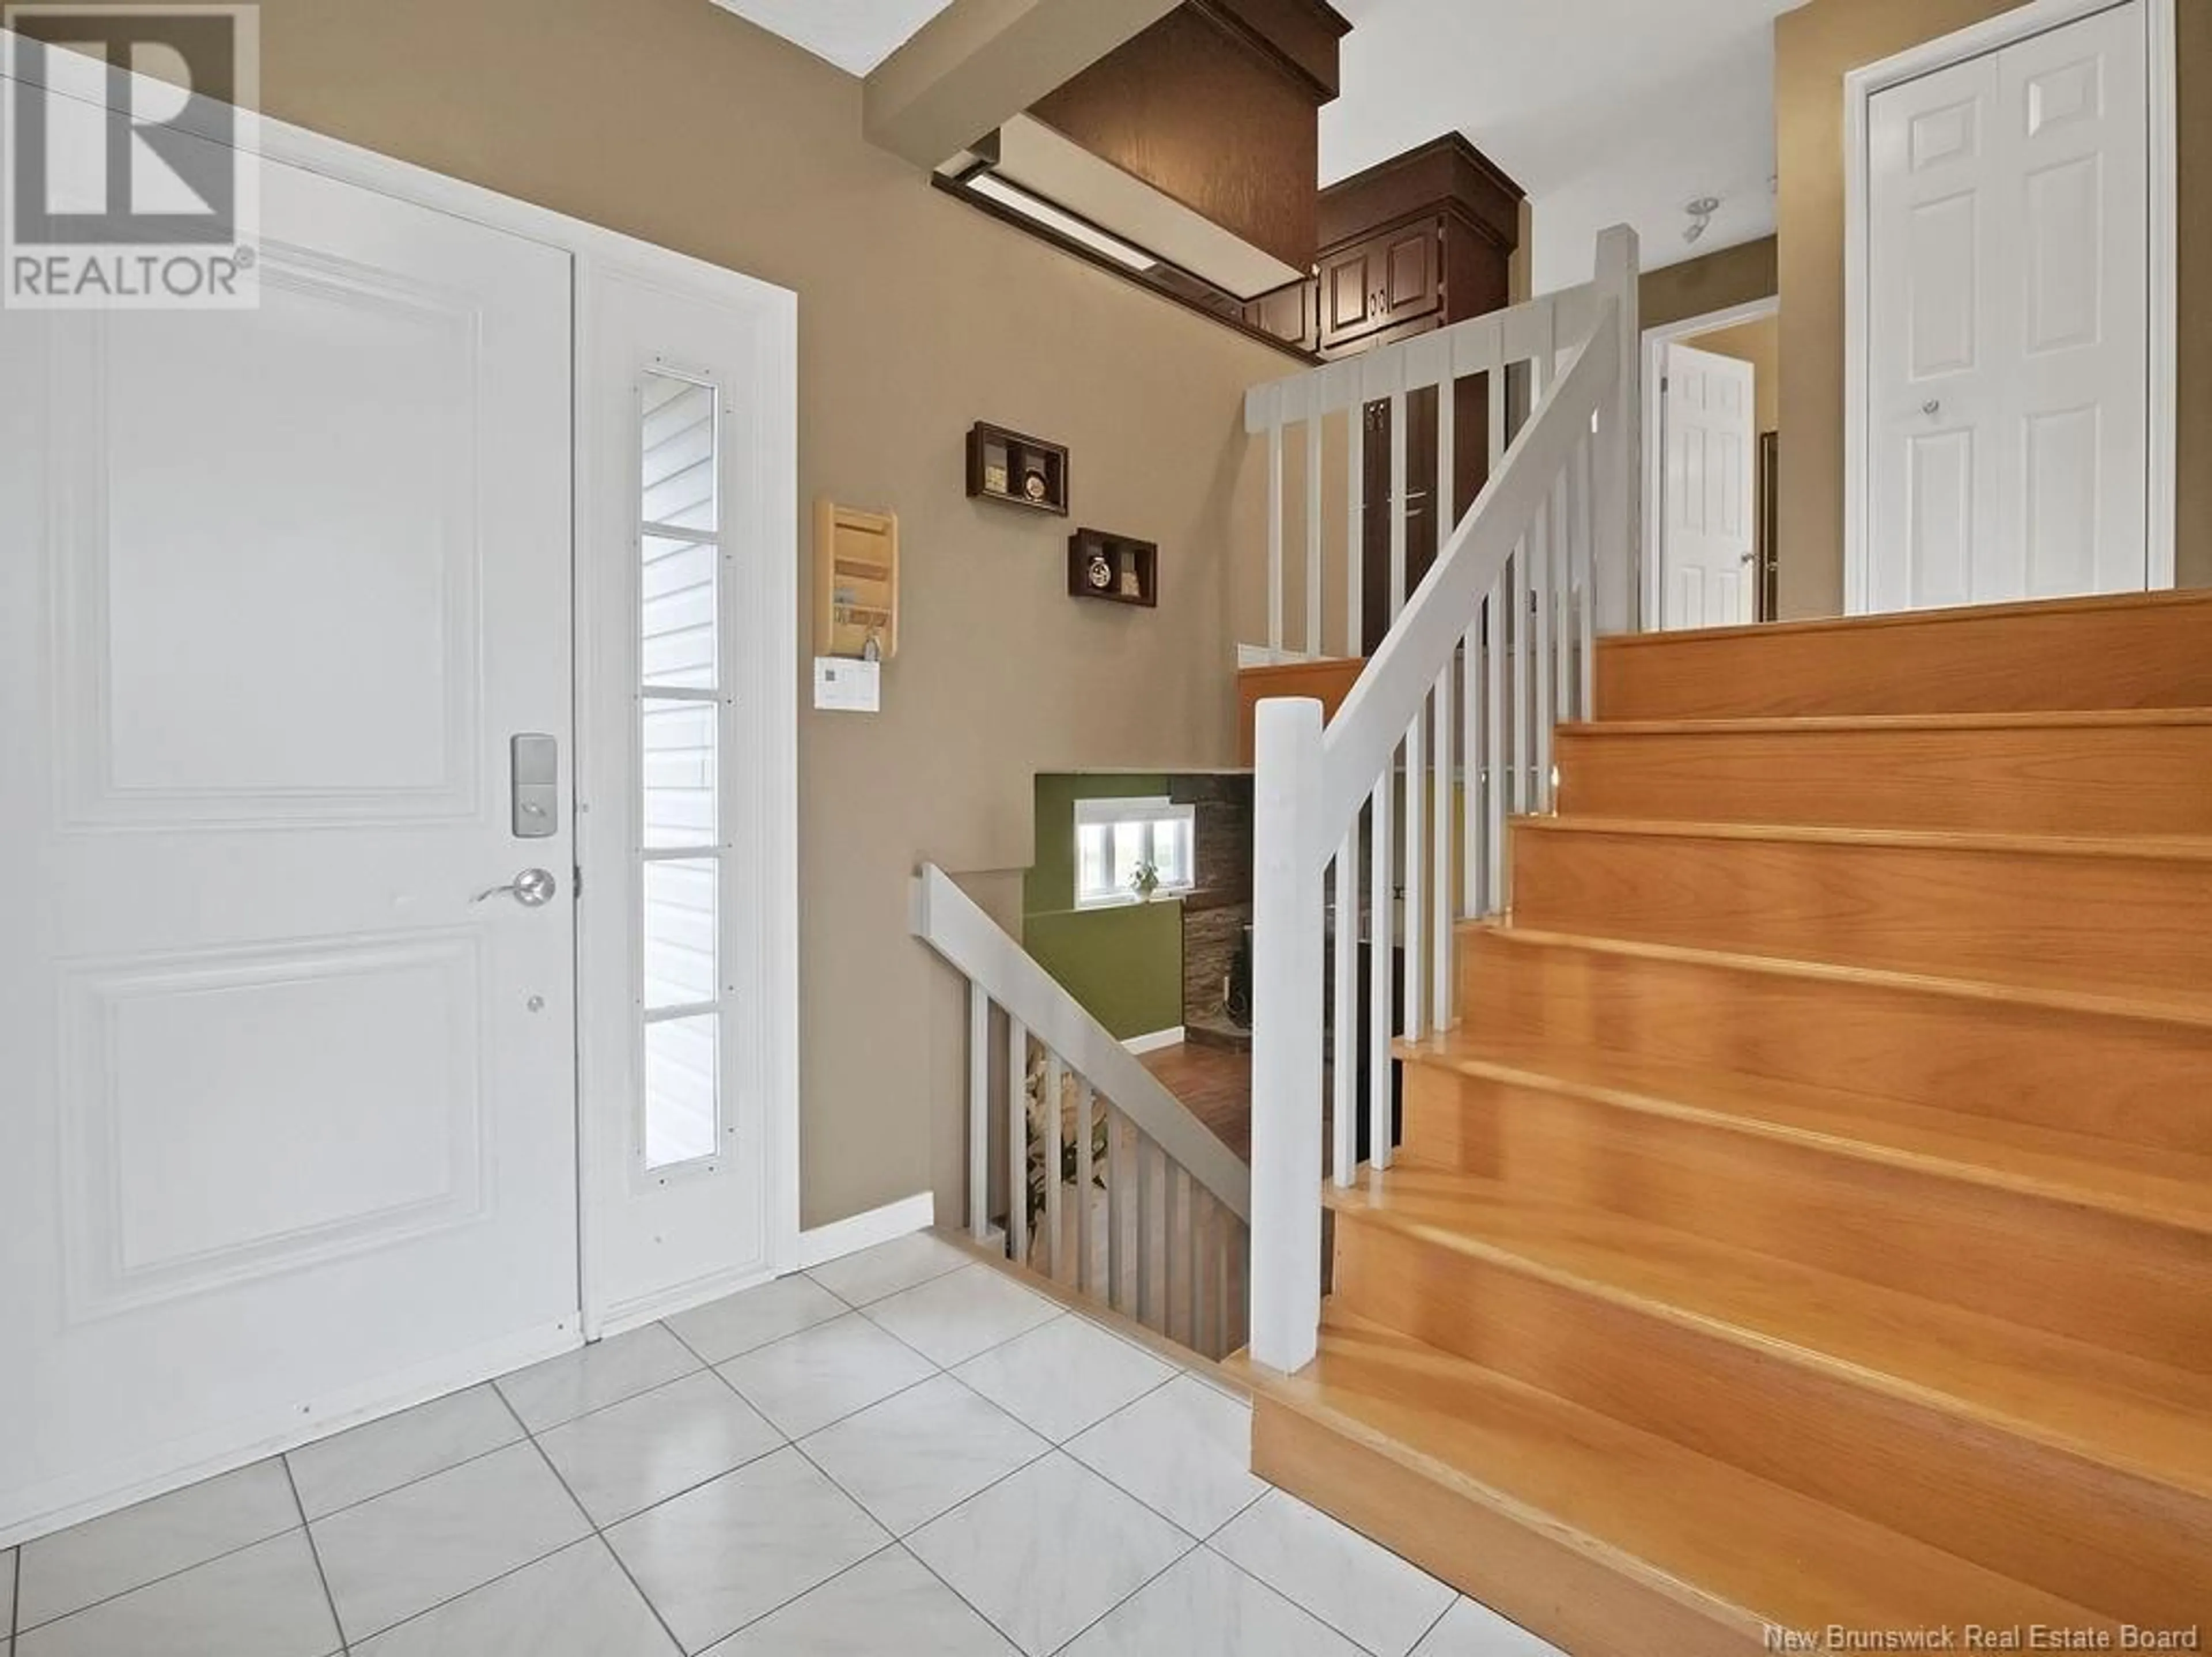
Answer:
[1074,796,1196,909]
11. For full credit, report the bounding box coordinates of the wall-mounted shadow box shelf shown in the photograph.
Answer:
[1069,528,1158,608]
[967,422,1069,514]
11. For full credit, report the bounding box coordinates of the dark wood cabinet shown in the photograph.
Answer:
[1317,221,1444,354]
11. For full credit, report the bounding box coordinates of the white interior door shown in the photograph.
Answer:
[1865,0,2149,611]
[1660,341,1757,629]
[578,267,788,1329]
[0,138,579,1537]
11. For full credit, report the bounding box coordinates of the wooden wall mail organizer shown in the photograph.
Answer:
[967,422,1069,514]
[1067,528,1158,608]
[813,500,899,660]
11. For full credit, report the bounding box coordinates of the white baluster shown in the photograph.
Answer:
[1366,776,1393,1171]
[1106,1103,1127,1312]
[1485,362,1509,915]
[1042,1053,1063,1281]
[1431,666,1453,1030]
[1533,494,1554,812]
[1137,1131,1157,1330]
[1575,432,1597,717]
[1075,1077,1096,1293]
[1006,1016,1028,1263]
[1433,370,1457,1032]
[1267,422,1285,656]
[1552,467,1573,749]
[1307,412,1324,658]
[1332,831,1357,1187]
[968,983,988,1240]
[1403,708,1425,1044]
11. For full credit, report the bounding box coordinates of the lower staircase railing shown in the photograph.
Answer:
[1243,226,1641,1375]
[911,864,1252,1359]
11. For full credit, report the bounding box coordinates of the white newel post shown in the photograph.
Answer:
[1592,224,1642,638]
[1249,695,1324,1375]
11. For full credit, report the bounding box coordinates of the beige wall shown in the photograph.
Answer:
[242,0,1278,1228]
[1775,0,2210,618]
[1641,236,1779,331]
[1684,315,1781,436]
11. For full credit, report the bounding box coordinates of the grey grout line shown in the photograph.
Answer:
[8,1480,303,1637]
[1404,1592,1460,1657]
[10,1266,1263,1657]
[280,1455,351,1656]
[517,1435,690,1657]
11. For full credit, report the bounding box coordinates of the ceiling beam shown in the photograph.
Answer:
[863,0,1182,169]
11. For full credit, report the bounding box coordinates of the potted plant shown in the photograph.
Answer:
[1129,858,1161,903]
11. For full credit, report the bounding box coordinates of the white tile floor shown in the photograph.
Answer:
[0,1232,1565,1656]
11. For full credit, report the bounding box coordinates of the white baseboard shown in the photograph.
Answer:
[0,1315,579,1550]
[594,1258,779,1341]
[1122,1026,1185,1056]
[796,1191,935,1270]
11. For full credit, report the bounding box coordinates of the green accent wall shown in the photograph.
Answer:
[1025,774,1185,1041]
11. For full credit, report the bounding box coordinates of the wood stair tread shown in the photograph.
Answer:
[1456,920,2212,1028]
[1252,1309,2108,1636]
[1565,706,2212,736]
[1400,1029,2212,1235]
[1516,813,2212,861]
[1325,1164,2212,1497]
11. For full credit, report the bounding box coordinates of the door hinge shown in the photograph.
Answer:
[573,864,584,900]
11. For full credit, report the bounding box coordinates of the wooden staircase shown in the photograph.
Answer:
[1241,591,2212,1653]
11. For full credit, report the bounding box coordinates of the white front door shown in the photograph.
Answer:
[1660,341,1757,629]
[1864,0,2149,611]
[0,143,579,1537]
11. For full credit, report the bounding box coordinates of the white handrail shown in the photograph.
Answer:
[911,865,1251,1219]
[1244,227,1639,1375]
[914,863,1252,1358]
[1315,323,1619,837]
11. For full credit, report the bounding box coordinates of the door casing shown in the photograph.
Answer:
[1640,296,1779,631]
[1842,0,2179,614]
[0,30,800,1544]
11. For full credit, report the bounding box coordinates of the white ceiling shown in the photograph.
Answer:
[709,0,957,76]
[1323,0,1799,290]
[717,0,1795,293]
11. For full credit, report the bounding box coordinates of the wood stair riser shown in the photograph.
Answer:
[1330,1215,2212,1624]
[1554,721,2212,836]
[1457,928,2212,1155]
[1596,590,2212,719]
[1510,823,2212,999]
[1250,1399,1762,1657]
[1397,1062,2212,1372]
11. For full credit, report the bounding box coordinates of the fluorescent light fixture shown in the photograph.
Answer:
[965,172,1157,274]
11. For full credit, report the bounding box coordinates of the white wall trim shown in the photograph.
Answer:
[1641,296,1781,630]
[1122,1026,1186,1056]
[1842,0,2177,613]
[796,1192,937,1270]
[593,1263,779,1341]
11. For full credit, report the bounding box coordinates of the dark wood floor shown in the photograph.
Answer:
[1140,1042,1252,1159]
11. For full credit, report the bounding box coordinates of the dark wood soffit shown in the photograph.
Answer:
[1196,0,1353,103]
[1032,3,1338,273]
[1318,131,1526,255]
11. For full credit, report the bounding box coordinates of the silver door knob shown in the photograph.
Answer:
[1922,398,1941,415]
[475,868,558,907]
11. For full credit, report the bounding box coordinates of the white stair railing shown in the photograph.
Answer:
[912,864,1252,1359]
[1242,227,1640,1375]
